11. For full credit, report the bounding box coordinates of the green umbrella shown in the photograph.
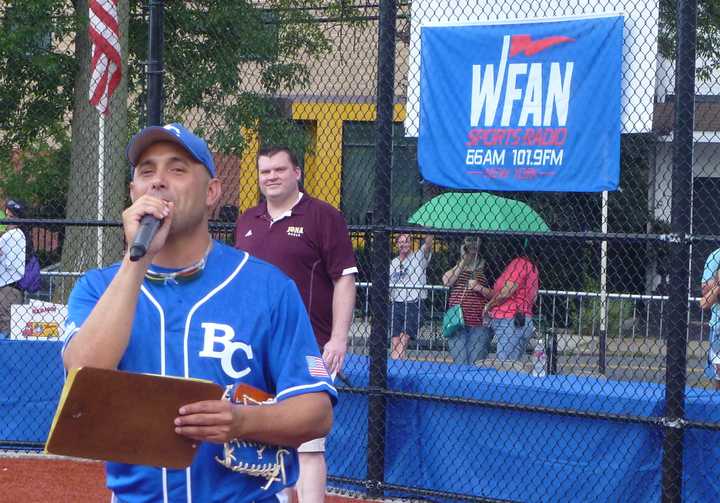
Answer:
[408,192,549,232]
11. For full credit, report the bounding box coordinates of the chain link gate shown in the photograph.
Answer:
[1,0,719,501]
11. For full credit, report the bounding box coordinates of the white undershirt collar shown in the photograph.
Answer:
[270,192,303,224]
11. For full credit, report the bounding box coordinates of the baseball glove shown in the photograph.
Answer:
[215,383,290,490]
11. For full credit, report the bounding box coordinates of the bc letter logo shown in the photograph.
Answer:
[199,322,253,378]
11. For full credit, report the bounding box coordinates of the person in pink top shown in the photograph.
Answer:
[483,241,540,361]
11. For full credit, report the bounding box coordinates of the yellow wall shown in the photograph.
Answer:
[238,128,260,209]
[237,102,406,211]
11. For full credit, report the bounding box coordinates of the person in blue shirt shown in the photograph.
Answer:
[700,247,720,390]
[61,123,336,502]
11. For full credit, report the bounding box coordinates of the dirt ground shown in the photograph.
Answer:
[0,455,368,503]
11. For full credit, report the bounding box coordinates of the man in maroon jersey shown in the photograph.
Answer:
[234,146,357,503]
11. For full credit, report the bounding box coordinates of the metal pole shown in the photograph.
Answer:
[367,0,396,497]
[599,190,609,374]
[662,0,696,501]
[147,0,164,126]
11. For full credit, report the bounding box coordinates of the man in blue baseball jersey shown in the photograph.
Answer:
[61,123,336,502]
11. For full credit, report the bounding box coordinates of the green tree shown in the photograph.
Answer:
[659,0,720,80]
[0,0,339,275]
[0,1,75,210]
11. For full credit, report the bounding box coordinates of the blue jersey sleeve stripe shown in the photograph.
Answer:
[275,381,338,403]
[59,326,80,356]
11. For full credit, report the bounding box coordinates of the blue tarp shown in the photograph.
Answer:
[3,342,720,501]
[329,355,720,503]
[0,340,64,444]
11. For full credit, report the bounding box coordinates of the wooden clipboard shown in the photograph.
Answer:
[44,367,225,468]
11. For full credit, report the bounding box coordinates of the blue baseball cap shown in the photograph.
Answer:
[5,199,26,218]
[126,123,216,178]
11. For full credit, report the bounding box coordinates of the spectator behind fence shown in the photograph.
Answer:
[0,199,28,338]
[61,124,336,501]
[442,237,493,365]
[234,145,357,503]
[389,234,433,359]
[700,248,720,389]
[484,240,540,362]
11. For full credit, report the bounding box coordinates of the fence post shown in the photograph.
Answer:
[367,0,396,497]
[147,0,164,126]
[662,0,696,501]
[547,329,558,375]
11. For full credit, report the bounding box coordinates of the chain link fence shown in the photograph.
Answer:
[1,0,719,501]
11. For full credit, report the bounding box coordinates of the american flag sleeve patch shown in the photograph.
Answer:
[306,356,330,378]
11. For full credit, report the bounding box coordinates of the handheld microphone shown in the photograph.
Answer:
[129,214,163,262]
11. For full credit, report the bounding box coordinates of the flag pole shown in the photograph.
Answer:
[96,114,105,268]
[88,0,121,267]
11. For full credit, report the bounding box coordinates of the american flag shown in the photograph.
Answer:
[88,0,122,114]
[306,356,330,378]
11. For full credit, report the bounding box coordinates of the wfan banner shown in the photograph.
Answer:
[418,14,622,192]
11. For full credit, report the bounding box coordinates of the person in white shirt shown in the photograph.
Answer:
[389,234,433,359]
[0,199,27,337]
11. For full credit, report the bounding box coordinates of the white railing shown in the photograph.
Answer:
[29,271,83,304]
[31,273,712,384]
[354,282,709,345]
[36,273,709,346]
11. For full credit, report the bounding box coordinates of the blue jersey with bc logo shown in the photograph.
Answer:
[61,241,337,503]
